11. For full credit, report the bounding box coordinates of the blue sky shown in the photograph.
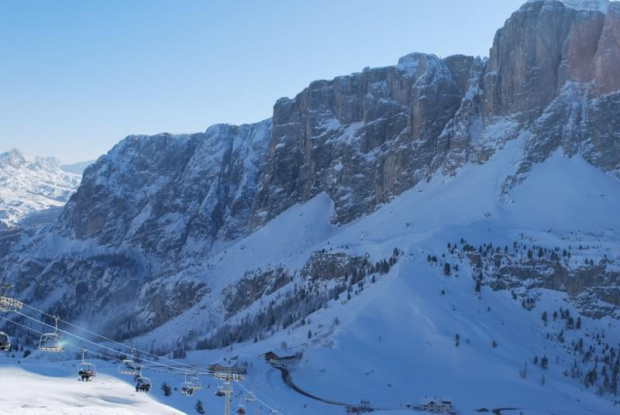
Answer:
[0,0,525,163]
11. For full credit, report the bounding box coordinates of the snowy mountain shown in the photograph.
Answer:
[0,149,81,227]
[1,1,620,414]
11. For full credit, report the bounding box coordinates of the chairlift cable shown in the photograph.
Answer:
[21,302,202,372]
[2,313,207,377]
[13,310,204,376]
[3,312,290,413]
[235,379,287,415]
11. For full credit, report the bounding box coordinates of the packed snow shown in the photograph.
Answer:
[0,362,181,415]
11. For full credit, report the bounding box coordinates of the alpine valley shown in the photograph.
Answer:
[1,1,620,414]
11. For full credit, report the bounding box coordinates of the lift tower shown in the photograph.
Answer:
[208,365,247,415]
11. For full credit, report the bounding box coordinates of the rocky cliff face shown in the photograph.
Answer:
[1,0,619,337]
[0,121,271,334]
[251,53,475,227]
[251,0,620,226]
[57,120,271,259]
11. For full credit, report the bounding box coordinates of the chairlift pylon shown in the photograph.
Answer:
[38,315,63,353]
[77,348,96,381]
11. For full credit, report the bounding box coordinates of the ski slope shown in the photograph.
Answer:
[0,363,182,415]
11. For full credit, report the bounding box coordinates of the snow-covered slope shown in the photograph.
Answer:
[0,149,81,227]
[0,364,182,415]
[115,138,618,414]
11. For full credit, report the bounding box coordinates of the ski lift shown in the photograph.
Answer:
[0,331,10,352]
[38,315,63,353]
[118,359,139,375]
[215,386,226,397]
[135,371,152,393]
[77,349,96,381]
[0,285,23,313]
[245,391,256,402]
[236,405,246,415]
[190,376,202,390]
[180,376,196,396]
[118,346,139,375]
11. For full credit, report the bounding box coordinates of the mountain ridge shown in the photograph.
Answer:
[0,149,81,227]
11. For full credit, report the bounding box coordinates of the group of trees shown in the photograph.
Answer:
[196,249,402,350]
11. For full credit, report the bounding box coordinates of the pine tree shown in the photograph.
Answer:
[161,382,172,397]
[195,399,205,414]
[519,361,528,379]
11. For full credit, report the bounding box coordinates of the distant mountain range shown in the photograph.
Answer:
[0,149,82,227]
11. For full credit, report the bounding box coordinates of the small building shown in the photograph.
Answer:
[262,351,303,368]
[419,397,455,414]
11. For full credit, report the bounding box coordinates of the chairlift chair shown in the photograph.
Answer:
[38,316,63,353]
[236,405,246,415]
[0,331,10,352]
[190,376,202,390]
[181,381,196,396]
[215,386,226,397]
[118,359,139,375]
[77,349,96,381]
[0,297,23,313]
[78,362,96,381]
[135,375,152,393]
[0,285,23,313]
[118,347,139,375]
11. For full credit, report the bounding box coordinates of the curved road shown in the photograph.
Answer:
[274,366,350,408]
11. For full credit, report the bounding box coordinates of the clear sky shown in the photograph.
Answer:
[0,0,526,163]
